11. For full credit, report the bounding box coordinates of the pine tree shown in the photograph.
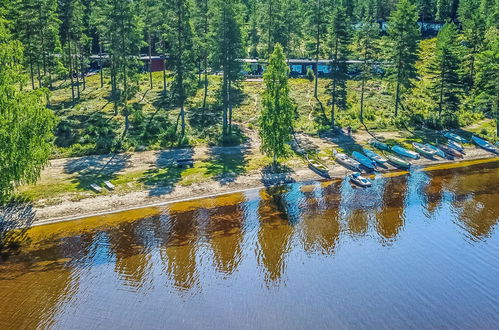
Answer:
[211,0,243,138]
[259,43,295,167]
[327,0,350,129]
[0,16,57,202]
[458,0,485,89]
[387,0,420,117]
[474,27,499,136]
[192,0,211,110]
[429,22,463,118]
[166,0,196,143]
[354,3,379,124]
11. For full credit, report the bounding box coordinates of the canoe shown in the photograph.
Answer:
[443,132,468,144]
[472,136,498,153]
[369,139,390,151]
[334,152,360,170]
[438,144,462,158]
[448,140,465,153]
[306,155,330,177]
[349,172,372,187]
[363,148,388,164]
[352,151,376,170]
[386,154,411,169]
[424,143,446,158]
[391,145,420,160]
[412,142,437,158]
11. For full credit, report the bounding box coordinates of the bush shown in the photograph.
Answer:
[306,68,315,81]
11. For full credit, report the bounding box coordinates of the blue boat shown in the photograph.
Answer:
[448,140,464,153]
[472,136,498,153]
[362,148,388,164]
[391,145,420,160]
[369,139,390,151]
[352,151,376,170]
[444,132,468,144]
[424,143,446,158]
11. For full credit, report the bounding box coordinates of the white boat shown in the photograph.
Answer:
[349,172,372,187]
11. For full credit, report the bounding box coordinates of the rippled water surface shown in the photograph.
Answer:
[1,160,498,329]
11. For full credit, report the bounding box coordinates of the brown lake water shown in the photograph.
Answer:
[0,159,498,329]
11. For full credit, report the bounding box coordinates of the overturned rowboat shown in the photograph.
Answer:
[363,148,388,164]
[386,154,411,169]
[443,132,468,144]
[472,136,498,153]
[392,145,420,160]
[352,151,376,171]
[412,142,437,158]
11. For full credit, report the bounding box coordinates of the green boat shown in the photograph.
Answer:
[306,155,330,178]
[369,139,390,151]
[412,142,437,158]
[386,154,411,169]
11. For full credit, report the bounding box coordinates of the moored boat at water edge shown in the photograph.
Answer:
[369,139,390,151]
[352,151,376,171]
[438,144,462,158]
[349,172,372,187]
[334,151,360,170]
[386,154,411,169]
[443,131,468,144]
[448,140,465,153]
[412,142,437,158]
[472,136,498,153]
[306,155,330,177]
[391,145,420,160]
[363,148,388,164]
[425,143,446,158]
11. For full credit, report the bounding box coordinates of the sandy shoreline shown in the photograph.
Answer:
[32,148,498,226]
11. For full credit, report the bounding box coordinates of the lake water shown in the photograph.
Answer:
[0,159,498,329]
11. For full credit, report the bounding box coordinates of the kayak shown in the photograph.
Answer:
[363,148,388,164]
[443,132,468,144]
[472,135,498,153]
[386,154,411,169]
[369,139,390,151]
[352,151,376,171]
[306,155,330,178]
[412,142,437,158]
[438,144,462,158]
[448,140,465,153]
[391,145,420,160]
[424,143,446,158]
[349,172,372,187]
[334,151,360,170]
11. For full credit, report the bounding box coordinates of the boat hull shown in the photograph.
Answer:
[386,155,411,169]
[472,136,498,153]
[392,145,420,160]
[352,151,376,170]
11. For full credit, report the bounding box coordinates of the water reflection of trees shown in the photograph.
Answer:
[300,181,341,254]
[375,174,409,242]
[448,166,499,239]
[206,193,245,275]
[160,210,200,292]
[256,186,294,284]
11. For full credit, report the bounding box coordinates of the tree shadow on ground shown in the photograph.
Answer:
[139,148,194,196]
[0,200,36,262]
[205,146,250,185]
[260,164,295,187]
[64,153,132,190]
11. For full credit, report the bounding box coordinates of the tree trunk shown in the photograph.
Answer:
[314,0,320,99]
[99,42,104,88]
[360,76,366,123]
[74,43,80,99]
[68,41,75,104]
[80,45,86,91]
[394,80,401,117]
[267,0,273,54]
[228,80,233,135]
[163,57,167,94]
[148,32,153,89]
[438,68,444,118]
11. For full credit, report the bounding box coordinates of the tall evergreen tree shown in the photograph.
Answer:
[259,43,295,167]
[327,0,350,129]
[354,2,379,124]
[458,0,485,89]
[429,22,463,118]
[211,0,243,138]
[166,0,196,142]
[474,27,499,136]
[387,0,420,117]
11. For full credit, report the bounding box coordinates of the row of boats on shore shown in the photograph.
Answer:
[306,132,498,188]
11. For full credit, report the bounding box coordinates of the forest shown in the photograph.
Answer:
[0,0,498,202]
